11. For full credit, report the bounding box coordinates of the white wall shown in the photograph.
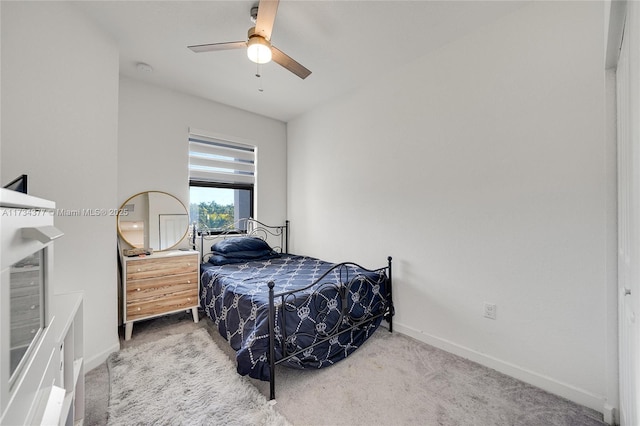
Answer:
[117,77,287,231]
[1,1,120,370]
[288,1,616,415]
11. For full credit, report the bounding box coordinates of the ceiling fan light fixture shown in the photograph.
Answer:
[187,1,311,79]
[247,36,272,64]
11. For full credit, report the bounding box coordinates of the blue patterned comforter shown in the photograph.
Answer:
[200,254,389,381]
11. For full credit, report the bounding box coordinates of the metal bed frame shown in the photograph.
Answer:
[196,218,394,400]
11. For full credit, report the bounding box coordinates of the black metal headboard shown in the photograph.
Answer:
[195,218,289,262]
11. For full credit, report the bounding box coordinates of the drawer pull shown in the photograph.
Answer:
[137,307,141,311]
[187,280,191,284]
[187,298,191,302]
[137,268,142,272]
[30,329,36,334]
[136,288,141,292]
[30,305,36,310]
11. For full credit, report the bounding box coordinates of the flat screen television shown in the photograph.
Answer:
[3,175,27,194]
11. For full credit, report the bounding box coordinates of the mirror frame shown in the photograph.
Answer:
[117,190,189,251]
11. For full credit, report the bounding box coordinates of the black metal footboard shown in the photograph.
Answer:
[267,256,394,400]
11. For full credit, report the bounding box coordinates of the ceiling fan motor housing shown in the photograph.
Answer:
[247,27,272,64]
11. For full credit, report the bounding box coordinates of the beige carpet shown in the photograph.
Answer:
[245,329,607,426]
[85,313,607,426]
[106,328,288,426]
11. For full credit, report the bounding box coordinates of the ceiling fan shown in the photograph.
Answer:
[188,0,311,80]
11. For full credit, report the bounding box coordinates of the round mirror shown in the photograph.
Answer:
[117,191,189,251]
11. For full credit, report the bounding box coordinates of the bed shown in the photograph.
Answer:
[195,218,394,399]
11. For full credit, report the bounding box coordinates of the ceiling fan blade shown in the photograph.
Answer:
[272,46,311,79]
[188,41,246,53]
[255,0,279,41]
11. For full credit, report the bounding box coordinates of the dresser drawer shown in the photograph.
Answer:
[126,288,199,321]
[11,318,41,348]
[10,269,40,289]
[10,294,41,321]
[10,282,40,298]
[126,272,198,303]
[126,255,197,280]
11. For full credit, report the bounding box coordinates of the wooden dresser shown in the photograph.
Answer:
[121,250,199,340]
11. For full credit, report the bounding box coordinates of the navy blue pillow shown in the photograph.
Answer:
[211,236,272,254]
[207,254,248,265]
[208,250,280,265]
[212,249,276,259]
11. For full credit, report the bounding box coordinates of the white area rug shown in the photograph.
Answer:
[107,328,289,426]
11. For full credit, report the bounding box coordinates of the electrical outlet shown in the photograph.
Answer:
[483,303,497,319]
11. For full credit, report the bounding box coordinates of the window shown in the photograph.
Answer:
[188,132,255,233]
[189,183,253,232]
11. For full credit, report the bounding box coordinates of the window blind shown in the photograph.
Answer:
[188,133,255,185]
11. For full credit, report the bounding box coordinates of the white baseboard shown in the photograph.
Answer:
[392,322,611,421]
[84,341,120,372]
[602,403,616,425]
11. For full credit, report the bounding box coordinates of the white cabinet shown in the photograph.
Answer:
[0,189,84,425]
[52,293,84,426]
[38,293,84,426]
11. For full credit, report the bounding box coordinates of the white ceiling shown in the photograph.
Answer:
[76,1,528,122]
